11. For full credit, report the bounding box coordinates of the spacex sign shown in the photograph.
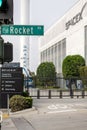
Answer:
[66,2,87,30]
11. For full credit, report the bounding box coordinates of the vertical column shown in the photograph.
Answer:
[20,0,30,69]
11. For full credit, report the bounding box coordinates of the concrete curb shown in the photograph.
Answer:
[10,107,36,115]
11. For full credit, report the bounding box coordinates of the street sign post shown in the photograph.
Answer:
[0,25,44,35]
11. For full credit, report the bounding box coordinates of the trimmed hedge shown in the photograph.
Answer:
[9,95,33,112]
[62,55,85,78]
[37,62,56,86]
[79,66,87,86]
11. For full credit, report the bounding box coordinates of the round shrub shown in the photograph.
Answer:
[9,95,33,112]
[62,55,85,78]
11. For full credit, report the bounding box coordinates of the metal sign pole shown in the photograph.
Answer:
[0,64,2,109]
[7,94,10,115]
[0,111,3,130]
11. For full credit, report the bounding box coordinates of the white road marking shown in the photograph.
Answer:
[47,103,87,114]
[55,104,68,109]
[47,109,77,114]
[48,104,58,110]
[47,104,78,114]
[48,104,69,110]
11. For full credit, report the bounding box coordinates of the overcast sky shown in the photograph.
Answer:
[30,0,79,31]
[29,0,79,72]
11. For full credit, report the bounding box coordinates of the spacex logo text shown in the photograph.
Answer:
[65,2,87,30]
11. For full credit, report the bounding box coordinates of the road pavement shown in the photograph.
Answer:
[1,98,87,130]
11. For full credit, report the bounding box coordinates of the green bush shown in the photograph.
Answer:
[9,95,33,112]
[62,55,85,78]
[79,66,87,86]
[24,97,33,108]
[22,91,29,97]
[37,62,56,86]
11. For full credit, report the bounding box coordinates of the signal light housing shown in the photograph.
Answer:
[0,0,13,25]
[4,42,13,62]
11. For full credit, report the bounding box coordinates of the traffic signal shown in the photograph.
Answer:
[0,0,8,12]
[0,0,13,25]
[0,37,13,64]
[0,0,2,7]
[0,36,4,63]
[4,42,13,62]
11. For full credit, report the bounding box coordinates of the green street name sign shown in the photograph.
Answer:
[0,25,44,36]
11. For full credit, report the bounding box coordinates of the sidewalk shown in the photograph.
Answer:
[1,118,17,130]
[0,107,36,130]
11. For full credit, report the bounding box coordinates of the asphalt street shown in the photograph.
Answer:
[1,98,87,130]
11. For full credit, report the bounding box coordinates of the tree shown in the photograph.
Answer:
[37,62,56,86]
[62,55,85,78]
[79,66,87,87]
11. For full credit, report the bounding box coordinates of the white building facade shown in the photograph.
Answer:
[39,0,87,76]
